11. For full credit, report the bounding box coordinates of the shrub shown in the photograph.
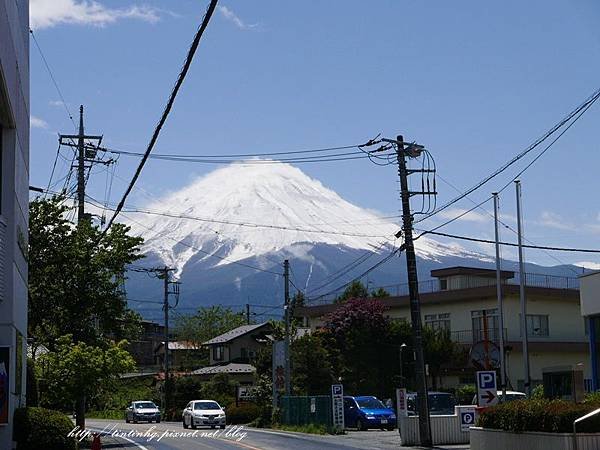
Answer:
[477,399,600,433]
[530,384,544,399]
[226,403,261,424]
[13,407,77,450]
[87,409,124,420]
[454,385,477,405]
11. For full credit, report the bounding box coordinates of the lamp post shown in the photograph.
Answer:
[400,343,407,387]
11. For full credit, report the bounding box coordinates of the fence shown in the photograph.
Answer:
[280,395,332,429]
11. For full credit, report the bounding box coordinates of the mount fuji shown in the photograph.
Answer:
[122,162,573,317]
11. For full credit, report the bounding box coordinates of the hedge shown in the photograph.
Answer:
[477,399,600,433]
[13,407,77,450]
[226,403,261,424]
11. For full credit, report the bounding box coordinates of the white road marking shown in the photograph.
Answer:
[88,426,151,450]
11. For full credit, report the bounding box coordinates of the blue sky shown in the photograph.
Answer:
[29,0,600,268]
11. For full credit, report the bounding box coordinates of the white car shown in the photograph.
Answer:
[182,400,226,429]
[471,390,527,405]
[125,401,161,423]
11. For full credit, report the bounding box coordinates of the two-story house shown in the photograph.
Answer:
[295,266,589,391]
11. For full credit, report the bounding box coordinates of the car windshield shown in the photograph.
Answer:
[135,402,156,409]
[428,394,456,412]
[194,401,220,410]
[356,397,385,409]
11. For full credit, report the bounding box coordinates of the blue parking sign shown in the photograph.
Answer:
[460,409,476,432]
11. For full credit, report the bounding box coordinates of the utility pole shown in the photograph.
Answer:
[246,303,251,325]
[58,105,105,223]
[515,180,531,396]
[383,134,432,447]
[283,259,291,396]
[493,193,507,401]
[156,266,177,413]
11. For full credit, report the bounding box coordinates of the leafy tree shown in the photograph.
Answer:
[291,333,334,395]
[174,305,247,366]
[38,335,135,429]
[335,280,369,303]
[371,287,390,298]
[28,196,144,348]
[423,326,465,390]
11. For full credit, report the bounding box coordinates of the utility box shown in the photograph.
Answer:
[542,365,585,402]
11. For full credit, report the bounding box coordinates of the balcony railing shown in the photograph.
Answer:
[308,271,579,305]
[450,328,508,345]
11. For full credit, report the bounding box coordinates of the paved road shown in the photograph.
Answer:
[86,419,469,450]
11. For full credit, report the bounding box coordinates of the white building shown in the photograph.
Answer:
[0,0,29,445]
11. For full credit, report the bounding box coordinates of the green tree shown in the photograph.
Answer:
[335,280,369,303]
[38,335,135,428]
[174,305,247,366]
[423,326,465,390]
[28,196,144,348]
[291,333,334,395]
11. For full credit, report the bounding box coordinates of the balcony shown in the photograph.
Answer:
[450,328,507,345]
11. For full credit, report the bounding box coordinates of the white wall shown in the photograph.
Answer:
[580,272,600,317]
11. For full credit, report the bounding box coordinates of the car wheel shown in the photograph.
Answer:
[133,417,138,424]
[191,419,196,429]
[183,417,188,429]
[220,425,226,430]
[211,425,216,429]
[356,419,365,431]
[125,416,130,424]
[157,419,161,423]
[386,425,395,431]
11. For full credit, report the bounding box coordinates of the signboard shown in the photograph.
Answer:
[0,347,8,424]
[396,388,408,417]
[331,384,344,432]
[237,386,257,402]
[476,370,498,406]
[460,408,476,432]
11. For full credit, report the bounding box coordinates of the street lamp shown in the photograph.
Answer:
[400,343,408,387]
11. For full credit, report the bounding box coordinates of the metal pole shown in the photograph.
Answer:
[493,193,507,401]
[283,260,291,396]
[163,267,170,412]
[515,180,531,396]
[396,136,432,447]
[77,105,85,223]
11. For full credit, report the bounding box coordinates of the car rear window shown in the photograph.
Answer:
[356,397,385,409]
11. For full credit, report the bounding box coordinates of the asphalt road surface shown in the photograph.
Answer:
[86,419,469,450]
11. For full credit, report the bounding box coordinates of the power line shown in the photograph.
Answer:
[415,86,600,224]
[421,230,600,254]
[102,0,219,238]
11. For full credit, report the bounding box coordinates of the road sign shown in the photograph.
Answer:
[459,408,476,432]
[331,384,344,432]
[396,388,408,417]
[476,371,498,406]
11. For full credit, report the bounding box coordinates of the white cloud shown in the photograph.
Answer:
[30,0,163,29]
[218,5,257,30]
[539,211,571,231]
[31,115,49,129]
[49,100,66,107]
[438,207,488,223]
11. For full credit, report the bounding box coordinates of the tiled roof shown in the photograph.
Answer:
[203,323,269,345]
[192,363,256,375]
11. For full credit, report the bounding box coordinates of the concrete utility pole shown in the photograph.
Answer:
[515,180,531,396]
[158,266,176,412]
[283,259,291,396]
[493,193,507,401]
[58,105,105,223]
[393,135,432,447]
[246,303,251,325]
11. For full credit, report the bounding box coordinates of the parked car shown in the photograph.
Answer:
[470,390,526,405]
[406,392,457,416]
[182,400,226,430]
[344,396,396,431]
[125,401,161,423]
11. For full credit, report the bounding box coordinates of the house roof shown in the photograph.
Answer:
[203,323,269,345]
[192,363,256,375]
[430,266,515,279]
[157,341,200,351]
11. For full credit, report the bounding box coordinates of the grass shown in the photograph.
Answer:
[271,423,329,435]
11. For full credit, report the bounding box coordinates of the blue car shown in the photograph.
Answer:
[344,396,397,431]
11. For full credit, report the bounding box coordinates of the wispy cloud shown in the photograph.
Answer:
[31,115,49,129]
[575,261,600,270]
[218,5,258,30]
[30,0,165,29]
[438,208,488,223]
[538,211,571,230]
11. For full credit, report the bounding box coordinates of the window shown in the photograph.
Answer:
[471,309,499,342]
[439,278,448,290]
[213,345,224,361]
[521,314,549,337]
[425,313,451,331]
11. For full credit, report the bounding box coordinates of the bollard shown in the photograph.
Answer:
[91,432,102,450]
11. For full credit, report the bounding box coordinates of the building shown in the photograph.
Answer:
[126,320,165,368]
[0,0,29,445]
[296,267,589,391]
[154,340,203,370]
[579,270,600,391]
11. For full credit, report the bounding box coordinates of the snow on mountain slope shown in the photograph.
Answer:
[124,162,487,275]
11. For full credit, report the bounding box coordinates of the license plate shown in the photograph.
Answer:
[381,419,388,424]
